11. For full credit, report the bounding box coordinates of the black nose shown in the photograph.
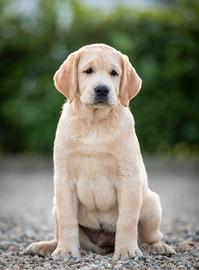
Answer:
[94,85,110,97]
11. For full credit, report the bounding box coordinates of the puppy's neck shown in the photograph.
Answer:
[71,97,114,124]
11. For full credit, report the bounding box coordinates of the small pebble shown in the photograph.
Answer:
[114,263,123,269]
[193,263,199,269]
[35,267,45,270]
[177,265,186,270]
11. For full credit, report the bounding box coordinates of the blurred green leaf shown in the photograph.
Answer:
[0,0,198,157]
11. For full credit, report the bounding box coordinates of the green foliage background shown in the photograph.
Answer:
[0,0,198,156]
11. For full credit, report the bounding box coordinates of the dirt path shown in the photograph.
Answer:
[0,155,199,269]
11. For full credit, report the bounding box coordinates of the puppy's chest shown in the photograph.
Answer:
[69,153,118,212]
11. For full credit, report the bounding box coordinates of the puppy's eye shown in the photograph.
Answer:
[110,70,118,76]
[83,67,93,74]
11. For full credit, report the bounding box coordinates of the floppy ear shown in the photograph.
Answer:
[120,55,142,107]
[53,51,80,103]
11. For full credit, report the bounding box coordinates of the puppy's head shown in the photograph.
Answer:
[54,44,142,107]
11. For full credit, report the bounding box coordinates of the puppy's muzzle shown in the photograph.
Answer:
[94,85,110,104]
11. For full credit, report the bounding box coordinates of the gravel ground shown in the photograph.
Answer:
[0,155,199,270]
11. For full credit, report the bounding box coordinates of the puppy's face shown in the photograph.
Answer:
[78,48,121,107]
[54,44,142,107]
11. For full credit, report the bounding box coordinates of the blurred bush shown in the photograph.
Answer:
[0,0,198,156]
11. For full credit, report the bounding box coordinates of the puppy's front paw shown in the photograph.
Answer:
[52,246,80,258]
[113,245,143,261]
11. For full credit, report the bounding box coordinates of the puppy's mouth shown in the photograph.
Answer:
[93,96,110,106]
[86,99,116,109]
[83,96,112,108]
[92,101,112,108]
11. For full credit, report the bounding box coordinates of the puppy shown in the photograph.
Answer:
[27,44,175,260]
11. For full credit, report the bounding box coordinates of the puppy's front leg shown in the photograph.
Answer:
[52,162,80,257]
[113,177,143,261]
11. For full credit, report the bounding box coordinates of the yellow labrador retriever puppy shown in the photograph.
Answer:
[27,44,175,260]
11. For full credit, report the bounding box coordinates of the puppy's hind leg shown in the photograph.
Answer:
[139,191,175,256]
[79,226,108,255]
[26,206,58,256]
[26,239,57,256]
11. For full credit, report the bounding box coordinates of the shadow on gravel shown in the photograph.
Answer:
[0,155,199,269]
